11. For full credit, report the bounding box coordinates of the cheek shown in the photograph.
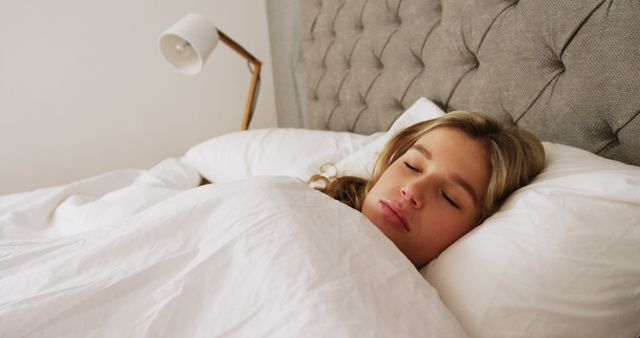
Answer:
[363,172,392,208]
[435,216,474,245]
[442,221,472,242]
[361,187,379,222]
[414,212,474,247]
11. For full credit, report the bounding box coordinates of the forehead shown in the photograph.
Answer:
[412,127,490,188]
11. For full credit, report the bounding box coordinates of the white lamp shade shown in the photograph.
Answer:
[159,14,220,75]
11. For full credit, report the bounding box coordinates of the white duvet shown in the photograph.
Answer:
[0,158,466,337]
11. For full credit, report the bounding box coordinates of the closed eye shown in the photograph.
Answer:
[442,191,460,209]
[404,161,420,172]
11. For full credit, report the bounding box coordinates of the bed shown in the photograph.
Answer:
[1,0,639,337]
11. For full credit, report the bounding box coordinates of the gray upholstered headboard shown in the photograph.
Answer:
[267,0,640,166]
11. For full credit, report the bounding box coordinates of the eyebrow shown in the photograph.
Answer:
[410,144,480,206]
[411,144,431,159]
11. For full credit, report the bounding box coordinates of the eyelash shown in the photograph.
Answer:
[404,161,419,172]
[442,191,460,209]
[405,161,460,209]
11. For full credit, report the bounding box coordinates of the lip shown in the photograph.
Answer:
[379,200,410,232]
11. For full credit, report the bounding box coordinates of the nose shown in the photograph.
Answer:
[401,184,423,209]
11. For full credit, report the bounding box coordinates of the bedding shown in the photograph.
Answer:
[0,158,466,337]
[184,127,375,183]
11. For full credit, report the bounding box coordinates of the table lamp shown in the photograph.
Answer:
[159,13,261,130]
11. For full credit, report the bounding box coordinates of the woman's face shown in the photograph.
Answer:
[362,127,491,267]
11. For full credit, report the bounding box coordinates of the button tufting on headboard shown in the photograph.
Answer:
[272,0,640,165]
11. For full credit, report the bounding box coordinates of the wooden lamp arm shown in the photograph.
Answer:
[217,30,262,131]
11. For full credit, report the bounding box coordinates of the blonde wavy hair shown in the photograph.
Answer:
[310,111,546,222]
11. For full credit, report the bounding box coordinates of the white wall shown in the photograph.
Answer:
[0,0,277,194]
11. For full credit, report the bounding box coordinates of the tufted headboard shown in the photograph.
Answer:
[266,0,640,166]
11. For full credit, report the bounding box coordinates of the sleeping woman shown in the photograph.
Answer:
[311,111,545,268]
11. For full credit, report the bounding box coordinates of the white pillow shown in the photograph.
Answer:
[422,142,640,338]
[183,128,375,182]
[183,97,444,182]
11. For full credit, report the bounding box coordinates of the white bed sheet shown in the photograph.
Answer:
[0,158,466,337]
